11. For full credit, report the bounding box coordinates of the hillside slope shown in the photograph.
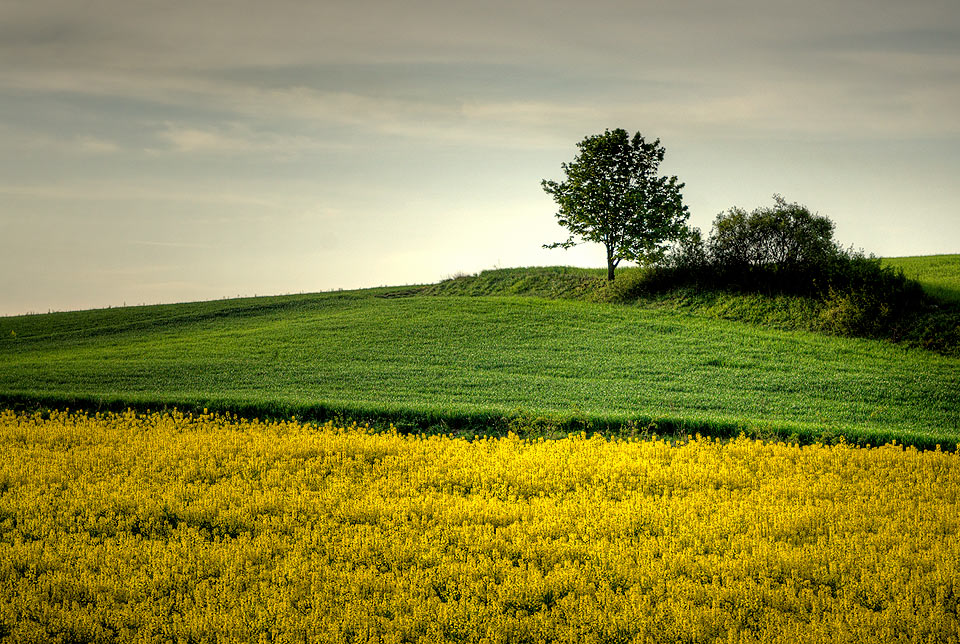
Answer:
[884,254,960,303]
[2,284,957,447]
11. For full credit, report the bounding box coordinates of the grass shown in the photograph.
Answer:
[421,266,605,299]
[2,284,958,448]
[884,254,960,303]
[429,262,960,358]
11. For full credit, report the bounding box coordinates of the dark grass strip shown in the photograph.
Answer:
[2,392,954,452]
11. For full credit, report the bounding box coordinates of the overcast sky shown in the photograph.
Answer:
[2,0,958,315]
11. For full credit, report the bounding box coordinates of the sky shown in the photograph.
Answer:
[2,0,959,316]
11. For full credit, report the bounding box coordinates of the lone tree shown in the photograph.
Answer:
[542,128,689,281]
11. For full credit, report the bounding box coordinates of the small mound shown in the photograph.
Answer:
[421,266,606,299]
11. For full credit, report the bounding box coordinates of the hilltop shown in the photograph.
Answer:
[426,257,960,357]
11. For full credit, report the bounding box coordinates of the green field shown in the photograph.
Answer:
[884,254,960,303]
[2,273,958,447]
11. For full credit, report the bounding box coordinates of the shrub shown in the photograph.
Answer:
[634,196,957,353]
[659,196,921,303]
[709,195,838,271]
[818,288,888,336]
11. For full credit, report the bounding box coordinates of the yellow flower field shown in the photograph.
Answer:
[0,410,958,643]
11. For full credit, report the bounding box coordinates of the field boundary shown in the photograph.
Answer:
[1,391,953,451]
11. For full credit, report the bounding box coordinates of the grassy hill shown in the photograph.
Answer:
[427,259,960,357]
[2,259,959,448]
[884,254,960,303]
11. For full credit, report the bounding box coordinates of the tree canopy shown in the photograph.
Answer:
[542,128,689,281]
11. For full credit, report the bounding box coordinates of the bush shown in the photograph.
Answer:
[659,196,922,303]
[698,196,838,294]
[818,289,888,336]
[633,196,958,353]
[709,195,837,271]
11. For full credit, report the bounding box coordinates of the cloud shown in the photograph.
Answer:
[129,240,212,249]
[2,0,958,148]
[0,124,123,155]
[157,126,246,154]
[152,122,325,156]
[76,135,121,154]
[0,182,275,206]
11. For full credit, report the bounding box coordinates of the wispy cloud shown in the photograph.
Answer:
[129,240,212,249]
[153,122,331,156]
[76,135,121,154]
[157,126,242,153]
[0,125,124,155]
[0,182,275,207]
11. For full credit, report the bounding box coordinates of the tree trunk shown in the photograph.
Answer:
[607,258,615,282]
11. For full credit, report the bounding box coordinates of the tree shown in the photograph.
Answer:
[542,128,689,281]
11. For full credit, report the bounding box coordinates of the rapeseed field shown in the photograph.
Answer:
[1,410,958,643]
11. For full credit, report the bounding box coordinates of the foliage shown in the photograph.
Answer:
[630,198,960,352]
[543,128,689,281]
[658,194,853,295]
[811,253,920,334]
[707,195,838,276]
[1,410,958,643]
[2,290,958,446]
